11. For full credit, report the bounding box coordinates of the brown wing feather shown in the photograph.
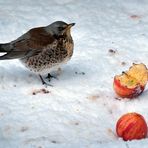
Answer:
[14,27,55,50]
[0,27,55,60]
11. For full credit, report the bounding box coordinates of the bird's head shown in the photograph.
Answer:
[47,21,75,37]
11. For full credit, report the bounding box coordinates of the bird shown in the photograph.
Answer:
[0,21,75,85]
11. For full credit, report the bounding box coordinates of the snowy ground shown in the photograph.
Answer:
[0,0,148,147]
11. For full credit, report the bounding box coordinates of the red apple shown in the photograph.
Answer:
[113,63,148,98]
[116,113,147,141]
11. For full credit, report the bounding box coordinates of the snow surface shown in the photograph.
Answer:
[0,0,148,147]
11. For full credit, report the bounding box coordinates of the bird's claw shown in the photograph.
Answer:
[43,81,53,87]
[46,73,58,82]
[39,75,53,87]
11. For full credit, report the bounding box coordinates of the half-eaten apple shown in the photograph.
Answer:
[113,63,148,98]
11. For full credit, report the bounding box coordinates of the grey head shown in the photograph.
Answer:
[46,21,75,36]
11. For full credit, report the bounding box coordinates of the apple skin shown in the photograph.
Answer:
[113,77,145,98]
[116,113,147,141]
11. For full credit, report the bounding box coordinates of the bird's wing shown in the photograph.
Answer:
[0,27,55,60]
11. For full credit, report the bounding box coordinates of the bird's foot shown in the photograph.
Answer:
[46,73,58,82]
[39,75,53,87]
[42,81,53,87]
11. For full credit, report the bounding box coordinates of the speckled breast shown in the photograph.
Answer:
[20,37,74,75]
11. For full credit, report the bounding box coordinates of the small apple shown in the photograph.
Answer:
[113,63,148,98]
[116,112,147,141]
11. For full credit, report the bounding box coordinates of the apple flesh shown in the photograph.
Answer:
[113,63,148,98]
[114,77,144,98]
[116,113,147,141]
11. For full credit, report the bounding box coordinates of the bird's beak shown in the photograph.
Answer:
[69,23,75,27]
[67,23,75,29]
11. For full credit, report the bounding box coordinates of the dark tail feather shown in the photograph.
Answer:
[0,43,7,52]
[0,43,32,60]
[0,43,12,52]
[0,51,27,60]
[0,43,28,60]
[0,43,13,60]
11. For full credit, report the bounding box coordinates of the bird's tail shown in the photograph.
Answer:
[0,43,11,52]
[0,43,13,60]
[0,43,27,60]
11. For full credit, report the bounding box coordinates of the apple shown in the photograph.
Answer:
[114,76,144,98]
[113,63,148,98]
[116,112,147,141]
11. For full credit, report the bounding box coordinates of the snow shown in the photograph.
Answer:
[0,0,148,147]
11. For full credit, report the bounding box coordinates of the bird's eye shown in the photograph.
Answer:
[58,27,64,31]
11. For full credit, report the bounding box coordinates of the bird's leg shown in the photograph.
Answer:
[46,73,58,81]
[39,75,52,86]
